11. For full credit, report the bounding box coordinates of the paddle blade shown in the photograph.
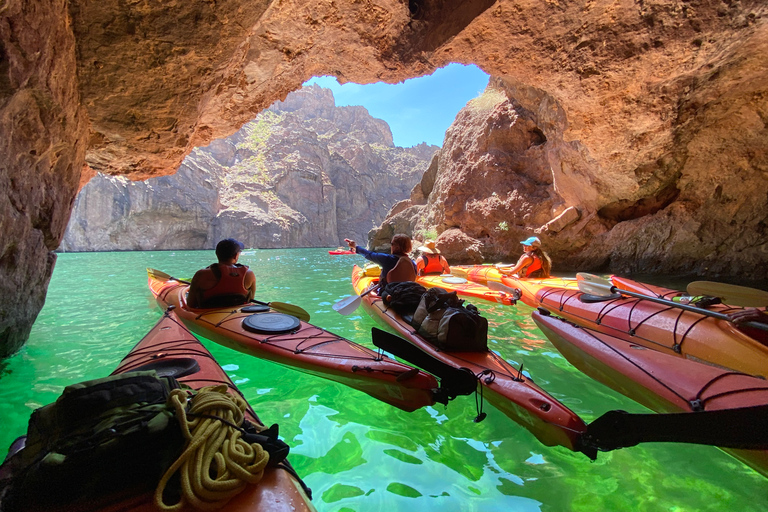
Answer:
[147,268,172,282]
[576,273,616,297]
[269,302,311,322]
[333,294,362,315]
[687,281,768,307]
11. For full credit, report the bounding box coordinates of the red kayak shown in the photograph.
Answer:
[351,265,587,451]
[328,249,355,255]
[533,309,768,478]
[147,269,438,412]
[531,275,768,379]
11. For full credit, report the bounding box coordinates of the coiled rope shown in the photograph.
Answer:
[154,385,270,511]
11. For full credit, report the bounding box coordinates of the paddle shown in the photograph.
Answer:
[576,273,768,332]
[581,404,768,454]
[146,268,311,322]
[333,285,377,315]
[371,328,477,403]
[687,281,768,307]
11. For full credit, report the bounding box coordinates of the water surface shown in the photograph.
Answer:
[0,249,764,511]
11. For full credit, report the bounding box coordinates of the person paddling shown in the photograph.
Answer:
[499,236,552,279]
[187,238,257,308]
[345,234,417,288]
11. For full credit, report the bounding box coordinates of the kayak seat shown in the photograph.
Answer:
[131,357,201,379]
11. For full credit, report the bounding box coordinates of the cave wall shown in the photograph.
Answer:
[1,0,767,356]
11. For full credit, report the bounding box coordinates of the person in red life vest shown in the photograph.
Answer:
[499,236,552,278]
[345,234,416,287]
[415,240,450,276]
[187,238,257,308]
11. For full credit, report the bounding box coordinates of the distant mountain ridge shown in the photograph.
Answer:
[60,85,438,251]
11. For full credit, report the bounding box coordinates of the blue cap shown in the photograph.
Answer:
[520,236,541,247]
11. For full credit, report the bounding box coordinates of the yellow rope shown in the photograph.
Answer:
[154,385,270,511]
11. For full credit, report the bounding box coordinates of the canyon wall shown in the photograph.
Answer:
[60,85,436,251]
[2,0,767,356]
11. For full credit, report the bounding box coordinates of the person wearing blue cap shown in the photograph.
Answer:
[499,236,552,278]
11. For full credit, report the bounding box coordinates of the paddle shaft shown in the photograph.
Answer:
[589,280,768,332]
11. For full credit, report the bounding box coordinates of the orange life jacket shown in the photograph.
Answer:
[201,263,250,307]
[419,253,447,275]
[523,254,544,278]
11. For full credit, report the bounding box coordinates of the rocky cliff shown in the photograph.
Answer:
[2,0,768,356]
[371,76,768,279]
[60,85,437,251]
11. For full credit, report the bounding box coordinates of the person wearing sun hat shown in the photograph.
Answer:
[415,240,451,275]
[499,236,552,278]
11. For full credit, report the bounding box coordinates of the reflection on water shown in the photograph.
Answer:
[0,249,765,511]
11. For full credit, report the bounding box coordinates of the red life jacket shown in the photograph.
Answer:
[419,253,446,275]
[523,254,544,278]
[201,263,250,307]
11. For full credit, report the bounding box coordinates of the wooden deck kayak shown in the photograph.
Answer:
[351,265,587,451]
[147,270,439,412]
[533,309,768,478]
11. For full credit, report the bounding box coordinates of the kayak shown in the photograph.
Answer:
[361,264,517,306]
[1,308,315,512]
[532,275,768,379]
[147,270,439,412]
[328,250,355,255]
[449,265,579,308]
[114,308,316,511]
[533,309,768,478]
[350,265,587,451]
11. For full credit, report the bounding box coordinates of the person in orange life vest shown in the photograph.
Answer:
[498,236,552,278]
[187,238,257,308]
[345,234,416,287]
[415,240,450,275]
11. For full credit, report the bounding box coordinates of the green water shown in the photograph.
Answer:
[1,249,766,511]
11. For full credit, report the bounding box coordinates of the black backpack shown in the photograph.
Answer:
[0,371,186,512]
[412,287,489,352]
[382,281,427,315]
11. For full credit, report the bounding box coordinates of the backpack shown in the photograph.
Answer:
[0,371,186,512]
[413,288,489,352]
[382,281,427,315]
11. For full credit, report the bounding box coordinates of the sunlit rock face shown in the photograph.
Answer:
[60,85,437,251]
[2,0,768,355]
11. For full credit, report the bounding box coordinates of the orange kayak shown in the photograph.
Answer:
[351,265,587,451]
[415,274,517,306]
[148,271,438,412]
[532,275,768,379]
[533,309,768,478]
[449,265,579,308]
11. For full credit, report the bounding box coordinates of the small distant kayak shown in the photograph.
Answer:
[533,309,768,478]
[351,265,587,452]
[147,269,438,412]
[328,249,355,255]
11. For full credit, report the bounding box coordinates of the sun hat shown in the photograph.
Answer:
[417,240,440,254]
[520,236,541,248]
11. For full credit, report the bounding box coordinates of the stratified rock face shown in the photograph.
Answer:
[60,85,437,251]
[371,69,768,280]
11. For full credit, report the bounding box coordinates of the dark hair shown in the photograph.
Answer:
[215,238,244,261]
[390,234,412,255]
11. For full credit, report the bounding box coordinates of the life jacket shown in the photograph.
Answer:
[523,254,544,278]
[201,263,249,308]
[419,253,446,275]
[384,255,417,284]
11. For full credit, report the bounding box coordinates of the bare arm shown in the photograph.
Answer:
[244,270,257,302]
[499,254,532,277]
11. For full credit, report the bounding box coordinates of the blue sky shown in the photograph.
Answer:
[304,64,490,148]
